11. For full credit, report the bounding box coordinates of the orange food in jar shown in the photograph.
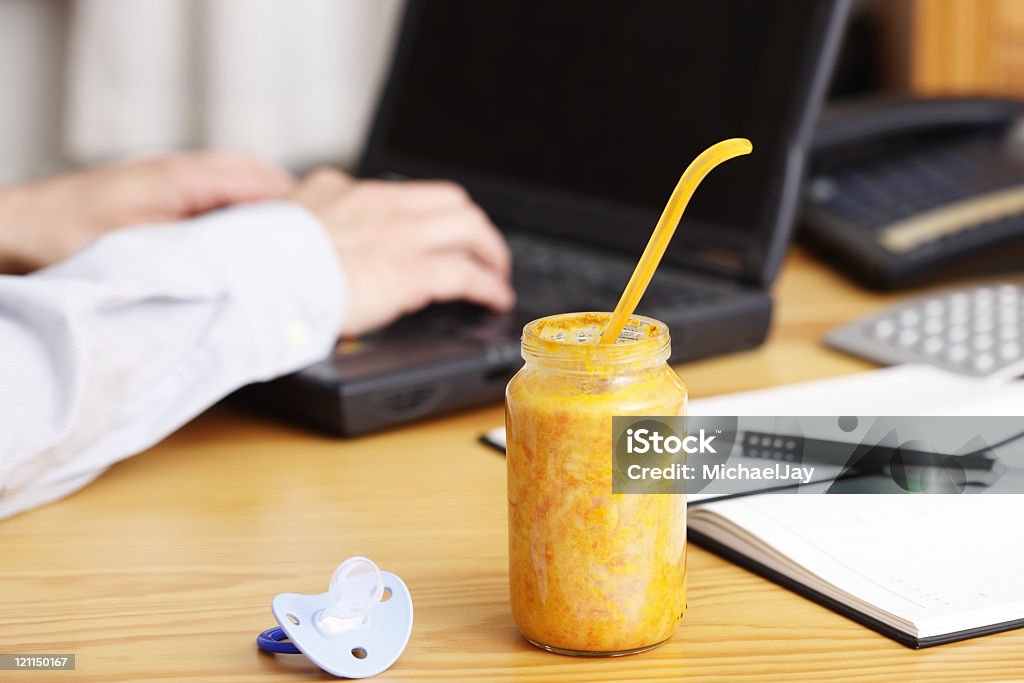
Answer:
[506,312,687,655]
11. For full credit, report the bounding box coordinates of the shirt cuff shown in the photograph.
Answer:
[189,200,346,378]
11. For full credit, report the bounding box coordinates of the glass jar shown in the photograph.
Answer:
[505,312,688,656]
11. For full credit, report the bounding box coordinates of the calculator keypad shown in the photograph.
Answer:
[826,284,1024,379]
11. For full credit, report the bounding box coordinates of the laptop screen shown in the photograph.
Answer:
[363,0,846,284]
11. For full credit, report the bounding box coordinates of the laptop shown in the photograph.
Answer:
[238,0,850,435]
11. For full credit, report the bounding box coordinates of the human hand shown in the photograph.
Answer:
[0,151,293,273]
[288,169,515,337]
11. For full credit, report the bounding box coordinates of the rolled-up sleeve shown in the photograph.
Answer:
[0,200,345,518]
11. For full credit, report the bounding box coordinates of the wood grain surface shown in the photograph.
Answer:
[2,248,1022,682]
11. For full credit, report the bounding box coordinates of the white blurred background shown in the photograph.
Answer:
[0,0,403,183]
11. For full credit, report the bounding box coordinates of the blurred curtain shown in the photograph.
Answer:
[0,0,403,182]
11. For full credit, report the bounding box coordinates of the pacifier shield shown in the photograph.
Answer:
[269,558,413,678]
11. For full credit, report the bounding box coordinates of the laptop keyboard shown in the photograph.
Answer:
[399,233,736,342]
[509,233,730,314]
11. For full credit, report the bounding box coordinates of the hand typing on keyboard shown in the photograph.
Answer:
[290,170,516,337]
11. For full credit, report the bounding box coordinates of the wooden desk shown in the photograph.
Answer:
[2,248,1022,682]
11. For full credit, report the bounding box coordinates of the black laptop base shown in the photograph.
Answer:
[234,242,772,437]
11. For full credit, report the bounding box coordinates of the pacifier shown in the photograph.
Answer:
[257,557,413,678]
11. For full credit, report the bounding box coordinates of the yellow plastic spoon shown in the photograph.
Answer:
[599,138,753,344]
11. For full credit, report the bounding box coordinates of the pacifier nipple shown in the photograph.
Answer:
[317,556,385,635]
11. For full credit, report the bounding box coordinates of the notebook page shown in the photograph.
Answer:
[692,495,1024,638]
[689,364,1023,416]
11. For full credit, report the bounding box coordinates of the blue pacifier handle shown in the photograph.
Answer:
[257,626,302,655]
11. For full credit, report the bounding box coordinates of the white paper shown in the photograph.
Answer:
[690,495,1024,638]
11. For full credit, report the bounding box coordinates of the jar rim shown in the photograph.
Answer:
[521,312,671,366]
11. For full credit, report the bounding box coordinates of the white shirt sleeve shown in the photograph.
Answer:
[0,200,346,519]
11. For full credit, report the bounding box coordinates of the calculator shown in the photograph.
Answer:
[825,282,1024,380]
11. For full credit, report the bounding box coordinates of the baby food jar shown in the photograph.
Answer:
[505,312,688,656]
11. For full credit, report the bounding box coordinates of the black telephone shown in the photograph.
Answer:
[801,96,1024,290]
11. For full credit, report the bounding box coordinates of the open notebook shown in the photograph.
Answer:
[689,494,1024,647]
